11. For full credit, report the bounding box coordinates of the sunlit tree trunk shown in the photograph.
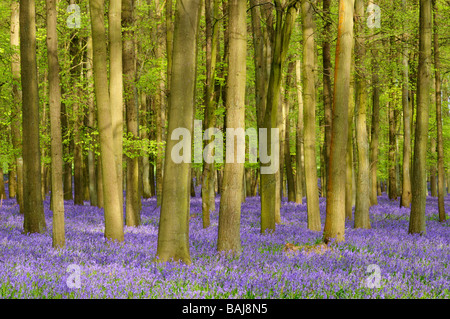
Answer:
[354,0,370,229]
[46,0,65,248]
[109,0,124,210]
[260,0,299,233]
[433,0,446,222]
[202,0,219,228]
[155,0,167,207]
[295,59,304,204]
[68,0,83,206]
[324,0,354,243]
[400,0,412,208]
[156,0,202,264]
[345,50,355,221]
[86,21,98,207]
[409,0,432,235]
[301,0,320,231]
[89,0,124,241]
[123,0,140,226]
[217,0,247,254]
[10,1,23,213]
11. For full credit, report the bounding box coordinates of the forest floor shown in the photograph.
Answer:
[1,185,450,298]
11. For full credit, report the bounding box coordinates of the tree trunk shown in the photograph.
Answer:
[109,0,124,210]
[345,49,355,221]
[89,0,124,241]
[96,154,104,208]
[61,98,73,201]
[0,169,5,200]
[295,59,304,204]
[140,91,151,199]
[409,0,432,235]
[202,0,219,228]
[156,0,201,264]
[260,0,300,233]
[21,0,46,234]
[46,0,65,248]
[433,1,446,222]
[400,0,412,208]
[430,137,437,197]
[217,0,246,254]
[123,0,140,226]
[86,27,98,207]
[10,2,23,213]
[354,0,370,229]
[69,0,84,205]
[324,0,354,244]
[284,61,296,202]
[155,0,167,207]
[388,98,397,200]
[301,0,320,231]
[369,39,380,206]
[322,0,332,198]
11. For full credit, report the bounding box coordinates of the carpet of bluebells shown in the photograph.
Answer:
[1,182,450,299]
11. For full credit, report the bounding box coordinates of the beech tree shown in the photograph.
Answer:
[156,0,202,264]
[89,0,124,241]
[260,0,300,234]
[323,0,354,243]
[46,0,64,248]
[109,0,124,210]
[20,0,46,234]
[354,0,370,229]
[124,0,140,226]
[10,1,23,214]
[433,0,446,222]
[409,0,432,235]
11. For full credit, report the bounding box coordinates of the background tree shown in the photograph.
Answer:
[124,0,140,226]
[46,0,64,248]
[301,0,320,231]
[354,0,370,229]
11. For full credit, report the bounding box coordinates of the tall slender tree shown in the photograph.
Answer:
[301,0,321,231]
[123,0,140,226]
[322,0,332,197]
[433,0,446,222]
[86,18,98,207]
[295,59,304,204]
[46,0,64,248]
[10,1,23,214]
[109,0,123,209]
[217,0,247,254]
[69,0,84,206]
[399,0,412,208]
[21,0,46,234]
[409,0,432,235]
[202,0,220,228]
[89,0,124,241]
[324,0,354,243]
[369,30,380,206]
[354,0,370,229]
[260,0,300,234]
